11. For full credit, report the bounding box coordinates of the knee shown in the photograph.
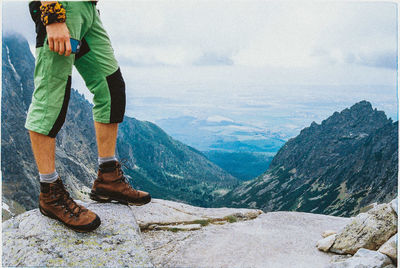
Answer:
[106,67,125,123]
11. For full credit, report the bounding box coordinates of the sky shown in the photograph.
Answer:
[2,0,398,138]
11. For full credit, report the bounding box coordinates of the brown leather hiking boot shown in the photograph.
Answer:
[39,177,101,232]
[90,160,151,206]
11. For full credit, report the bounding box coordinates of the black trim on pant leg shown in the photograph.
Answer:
[106,68,126,123]
[75,38,90,61]
[29,1,47,48]
[47,76,72,138]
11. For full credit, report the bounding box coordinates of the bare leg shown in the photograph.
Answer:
[94,121,118,157]
[29,130,56,174]
[30,133,101,232]
[90,121,151,205]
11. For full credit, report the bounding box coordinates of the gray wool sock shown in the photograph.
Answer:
[98,155,118,166]
[39,170,59,183]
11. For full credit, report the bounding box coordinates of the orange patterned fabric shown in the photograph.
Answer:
[40,2,66,26]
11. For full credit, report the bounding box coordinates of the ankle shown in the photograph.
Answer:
[40,176,61,193]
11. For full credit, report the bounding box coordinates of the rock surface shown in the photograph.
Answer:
[2,202,153,267]
[331,203,397,254]
[378,234,397,262]
[328,248,393,268]
[130,198,262,230]
[138,200,350,268]
[2,198,354,268]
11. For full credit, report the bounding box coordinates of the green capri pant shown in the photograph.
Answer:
[25,1,126,138]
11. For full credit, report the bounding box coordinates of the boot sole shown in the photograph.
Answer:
[90,191,151,206]
[39,205,101,233]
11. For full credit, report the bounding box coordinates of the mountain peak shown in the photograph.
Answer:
[349,100,373,112]
[319,100,388,130]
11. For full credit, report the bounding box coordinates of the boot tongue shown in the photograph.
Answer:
[52,178,64,189]
[99,160,118,173]
[53,180,82,214]
[49,178,64,194]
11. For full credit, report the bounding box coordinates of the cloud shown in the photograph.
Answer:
[5,1,395,71]
[3,0,397,92]
[311,47,397,70]
[230,2,397,69]
[348,50,397,70]
[193,52,233,66]
[114,44,202,67]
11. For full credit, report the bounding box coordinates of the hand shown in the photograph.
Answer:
[46,22,72,56]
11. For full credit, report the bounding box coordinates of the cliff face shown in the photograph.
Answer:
[2,33,38,212]
[1,33,238,218]
[218,101,398,217]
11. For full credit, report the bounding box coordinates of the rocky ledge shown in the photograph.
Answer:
[4,198,354,267]
[139,204,350,268]
[2,202,153,267]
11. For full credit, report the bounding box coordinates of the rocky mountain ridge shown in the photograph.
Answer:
[217,100,398,217]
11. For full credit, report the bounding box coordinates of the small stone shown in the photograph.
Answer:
[317,234,336,252]
[329,248,393,268]
[378,234,397,262]
[322,230,337,238]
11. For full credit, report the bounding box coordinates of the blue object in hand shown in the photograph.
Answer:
[70,38,81,54]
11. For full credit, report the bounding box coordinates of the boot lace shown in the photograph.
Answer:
[51,182,85,218]
[116,159,132,185]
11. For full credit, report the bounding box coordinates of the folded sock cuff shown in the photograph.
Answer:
[39,170,59,183]
[98,155,117,165]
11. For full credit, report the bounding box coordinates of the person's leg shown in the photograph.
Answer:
[25,43,73,183]
[26,1,80,180]
[95,121,118,159]
[26,0,93,170]
[29,131,55,174]
[73,3,125,160]
[75,3,150,205]
[29,131,58,182]
[25,1,101,232]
